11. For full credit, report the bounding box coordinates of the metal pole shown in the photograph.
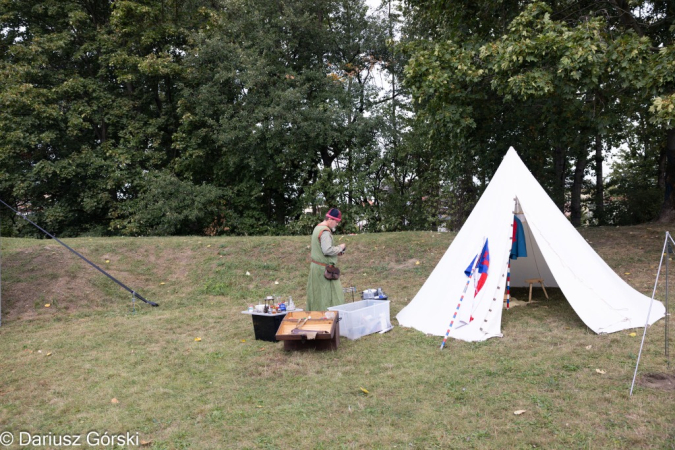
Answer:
[630,232,669,396]
[0,198,157,307]
[667,241,671,367]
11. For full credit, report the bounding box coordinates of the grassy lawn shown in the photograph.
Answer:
[0,225,674,449]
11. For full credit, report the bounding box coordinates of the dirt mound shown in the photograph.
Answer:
[1,241,197,323]
[389,258,421,270]
[638,372,675,390]
[1,245,100,321]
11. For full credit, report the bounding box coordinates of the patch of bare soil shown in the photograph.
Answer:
[1,243,197,323]
[389,258,420,270]
[638,372,675,390]
[505,297,528,307]
[2,246,100,322]
[107,245,197,286]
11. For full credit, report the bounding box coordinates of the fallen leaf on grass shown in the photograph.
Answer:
[585,345,592,349]
[44,304,50,308]
[111,398,119,404]
[360,387,369,395]
[105,259,110,263]
[46,352,52,356]
[207,244,211,248]
[624,272,631,275]
[629,332,637,337]
[274,281,279,285]
[194,337,202,342]
[514,410,526,415]
[240,339,246,343]
[415,261,420,265]
[259,347,265,351]
[140,440,153,447]
[160,282,165,285]
[246,271,251,276]
[596,369,606,374]
[256,405,263,408]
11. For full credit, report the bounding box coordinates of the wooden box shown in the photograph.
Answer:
[275,311,340,351]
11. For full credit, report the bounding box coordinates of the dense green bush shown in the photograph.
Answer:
[110,172,225,236]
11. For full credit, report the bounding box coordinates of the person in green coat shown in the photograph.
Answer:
[307,208,346,310]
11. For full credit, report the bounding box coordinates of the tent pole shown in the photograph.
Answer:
[440,239,485,349]
[630,232,669,396]
[667,240,671,367]
[666,234,675,367]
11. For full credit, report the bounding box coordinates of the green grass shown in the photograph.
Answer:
[0,225,674,449]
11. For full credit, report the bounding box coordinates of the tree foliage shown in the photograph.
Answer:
[0,0,216,235]
[401,0,675,226]
[1,0,672,236]
[0,0,408,235]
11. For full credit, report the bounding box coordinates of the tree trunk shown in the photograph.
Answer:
[594,135,605,225]
[658,144,667,191]
[553,146,566,211]
[658,128,675,222]
[570,153,588,227]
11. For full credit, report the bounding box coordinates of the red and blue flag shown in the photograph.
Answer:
[464,239,490,297]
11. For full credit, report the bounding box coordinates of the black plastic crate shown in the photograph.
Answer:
[251,314,286,342]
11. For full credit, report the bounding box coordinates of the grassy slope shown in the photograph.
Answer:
[0,225,673,449]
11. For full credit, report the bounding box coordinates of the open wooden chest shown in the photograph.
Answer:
[275,311,340,351]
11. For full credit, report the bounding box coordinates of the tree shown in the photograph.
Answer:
[0,0,221,236]
[401,0,675,226]
[175,0,387,234]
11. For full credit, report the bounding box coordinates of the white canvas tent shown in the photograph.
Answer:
[396,148,665,342]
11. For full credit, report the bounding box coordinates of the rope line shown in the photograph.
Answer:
[480,232,513,334]
[506,260,511,309]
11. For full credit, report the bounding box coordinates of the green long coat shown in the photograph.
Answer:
[306,225,345,310]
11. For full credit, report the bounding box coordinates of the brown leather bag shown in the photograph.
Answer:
[317,228,341,280]
[324,264,340,280]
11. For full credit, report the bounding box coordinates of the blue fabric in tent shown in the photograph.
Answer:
[510,216,527,260]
